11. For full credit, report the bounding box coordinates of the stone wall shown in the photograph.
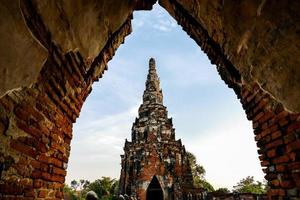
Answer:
[240,84,300,198]
[0,15,132,199]
[0,0,136,98]
[206,193,267,200]
[159,0,300,113]
[0,0,299,199]
[158,0,300,198]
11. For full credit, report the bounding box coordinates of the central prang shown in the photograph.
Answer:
[118,58,203,200]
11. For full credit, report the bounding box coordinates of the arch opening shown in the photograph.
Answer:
[66,5,266,200]
[0,0,299,199]
[146,176,164,200]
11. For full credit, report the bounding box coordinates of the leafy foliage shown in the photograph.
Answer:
[233,176,267,194]
[65,177,119,200]
[71,179,90,191]
[64,184,79,200]
[215,187,230,194]
[186,151,214,192]
[85,177,119,200]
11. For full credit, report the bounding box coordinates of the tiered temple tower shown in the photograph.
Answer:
[119,58,198,200]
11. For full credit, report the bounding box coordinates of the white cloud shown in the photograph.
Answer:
[152,19,177,32]
[66,3,265,190]
[184,116,265,190]
[66,105,139,184]
[133,3,177,33]
[159,49,220,87]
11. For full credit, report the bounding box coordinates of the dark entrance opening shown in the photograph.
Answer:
[146,176,164,200]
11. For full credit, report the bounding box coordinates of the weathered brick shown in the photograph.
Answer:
[259,111,273,124]
[24,188,35,197]
[269,124,279,133]
[276,164,287,172]
[14,103,44,123]
[38,154,49,163]
[0,183,24,195]
[30,159,40,169]
[10,139,37,158]
[50,175,65,183]
[271,131,281,140]
[255,134,262,141]
[16,120,41,138]
[278,118,289,127]
[40,163,48,172]
[276,111,289,121]
[287,141,300,152]
[38,189,47,198]
[31,170,42,179]
[284,133,296,144]
[49,157,63,168]
[266,139,283,149]
[261,122,269,130]
[41,172,51,181]
[268,188,285,196]
[261,160,270,167]
[287,122,300,133]
[19,178,33,187]
[291,171,300,188]
[55,190,63,198]
[252,122,259,129]
[267,149,276,158]
[271,179,280,186]
[280,180,294,188]
[261,129,271,138]
[33,179,44,188]
[273,155,290,164]
[53,167,66,176]
[253,111,264,122]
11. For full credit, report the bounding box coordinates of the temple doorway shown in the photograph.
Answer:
[146,176,164,200]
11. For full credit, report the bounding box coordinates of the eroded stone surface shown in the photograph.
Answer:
[0,0,135,98]
[0,15,132,199]
[0,0,48,98]
[158,1,300,197]
[159,0,300,112]
[0,0,300,199]
[1,0,299,112]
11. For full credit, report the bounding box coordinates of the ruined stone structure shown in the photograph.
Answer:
[0,0,299,199]
[206,192,267,200]
[119,58,201,200]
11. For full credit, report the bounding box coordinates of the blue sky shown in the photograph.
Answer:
[66,4,265,189]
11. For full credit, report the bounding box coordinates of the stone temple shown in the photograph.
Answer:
[1,1,299,199]
[119,58,202,200]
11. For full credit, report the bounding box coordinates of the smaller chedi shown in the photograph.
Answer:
[119,58,203,200]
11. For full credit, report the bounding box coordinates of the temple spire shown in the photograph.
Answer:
[143,58,163,104]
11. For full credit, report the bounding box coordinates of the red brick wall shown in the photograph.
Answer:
[162,0,300,198]
[0,16,131,199]
[240,84,300,198]
[0,1,299,199]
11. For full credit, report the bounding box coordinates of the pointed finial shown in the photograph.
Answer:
[149,57,156,68]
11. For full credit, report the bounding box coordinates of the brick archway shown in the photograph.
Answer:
[0,0,299,199]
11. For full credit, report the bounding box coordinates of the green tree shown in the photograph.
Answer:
[215,187,230,194]
[84,177,119,200]
[71,180,79,190]
[66,180,91,200]
[64,184,79,200]
[233,176,267,194]
[186,151,214,192]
